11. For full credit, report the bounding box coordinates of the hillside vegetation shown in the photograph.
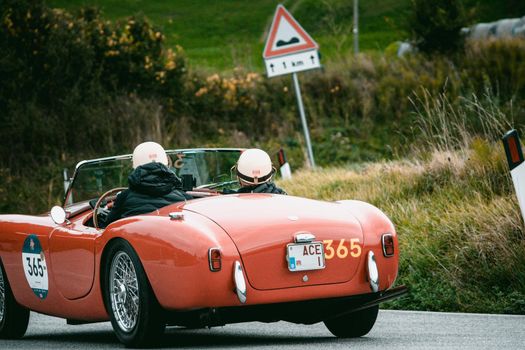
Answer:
[46,0,525,70]
[282,145,525,313]
[2,0,525,313]
[280,96,525,313]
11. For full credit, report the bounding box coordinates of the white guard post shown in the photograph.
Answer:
[276,148,292,180]
[502,129,525,221]
[263,5,320,169]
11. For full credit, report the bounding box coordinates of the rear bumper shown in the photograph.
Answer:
[166,285,408,327]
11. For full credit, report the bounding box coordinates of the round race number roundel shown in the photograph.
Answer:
[21,234,48,299]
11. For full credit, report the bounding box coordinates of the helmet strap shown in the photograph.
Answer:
[236,169,274,185]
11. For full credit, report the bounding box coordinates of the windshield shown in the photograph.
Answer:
[64,149,242,205]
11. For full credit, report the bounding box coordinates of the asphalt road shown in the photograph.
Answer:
[0,310,523,350]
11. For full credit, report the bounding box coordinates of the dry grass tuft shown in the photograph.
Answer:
[278,93,525,314]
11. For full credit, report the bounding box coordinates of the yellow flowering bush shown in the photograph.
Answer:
[0,0,187,169]
[1,0,186,100]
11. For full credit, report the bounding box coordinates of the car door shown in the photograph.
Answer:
[49,214,99,300]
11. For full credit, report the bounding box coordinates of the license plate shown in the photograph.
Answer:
[286,242,326,271]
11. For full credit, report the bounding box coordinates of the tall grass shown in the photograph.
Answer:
[413,89,513,152]
[279,92,525,313]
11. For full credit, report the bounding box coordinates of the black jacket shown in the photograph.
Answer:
[103,162,191,227]
[236,182,287,194]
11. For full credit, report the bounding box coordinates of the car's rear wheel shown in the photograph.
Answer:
[324,305,379,338]
[103,240,165,347]
[0,260,30,339]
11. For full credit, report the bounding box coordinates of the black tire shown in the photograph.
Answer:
[0,259,30,339]
[324,305,379,338]
[103,240,165,348]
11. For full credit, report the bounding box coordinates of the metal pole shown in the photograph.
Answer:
[292,72,316,168]
[353,0,359,55]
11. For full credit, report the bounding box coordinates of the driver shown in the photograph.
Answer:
[101,142,192,228]
[234,148,287,194]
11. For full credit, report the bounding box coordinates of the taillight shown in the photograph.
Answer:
[382,234,395,257]
[208,248,222,271]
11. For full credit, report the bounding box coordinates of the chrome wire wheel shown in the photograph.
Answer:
[0,267,5,324]
[109,251,140,332]
[104,241,166,347]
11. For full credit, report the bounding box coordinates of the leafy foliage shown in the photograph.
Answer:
[0,0,186,167]
[408,0,468,54]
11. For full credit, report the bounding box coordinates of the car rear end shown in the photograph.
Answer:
[177,194,403,309]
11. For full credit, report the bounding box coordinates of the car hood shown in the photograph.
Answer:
[182,194,364,290]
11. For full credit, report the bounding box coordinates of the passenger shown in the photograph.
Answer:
[234,148,287,194]
[102,142,192,227]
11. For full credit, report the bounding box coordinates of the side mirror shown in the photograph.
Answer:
[50,206,66,225]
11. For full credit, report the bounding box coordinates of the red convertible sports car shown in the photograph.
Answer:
[0,148,407,347]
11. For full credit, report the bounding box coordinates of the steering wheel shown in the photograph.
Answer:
[93,187,127,229]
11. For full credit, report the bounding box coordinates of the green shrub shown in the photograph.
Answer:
[462,39,525,99]
[0,0,186,168]
[408,0,468,54]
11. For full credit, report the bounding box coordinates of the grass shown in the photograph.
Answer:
[281,152,525,313]
[45,0,525,71]
[276,91,525,313]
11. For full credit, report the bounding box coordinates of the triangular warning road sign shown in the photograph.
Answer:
[263,5,318,59]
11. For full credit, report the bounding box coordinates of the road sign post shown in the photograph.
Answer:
[263,5,320,168]
[292,72,315,168]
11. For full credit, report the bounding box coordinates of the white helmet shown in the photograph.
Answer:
[132,141,169,168]
[236,148,274,186]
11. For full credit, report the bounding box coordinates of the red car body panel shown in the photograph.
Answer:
[0,193,399,322]
[183,194,365,290]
